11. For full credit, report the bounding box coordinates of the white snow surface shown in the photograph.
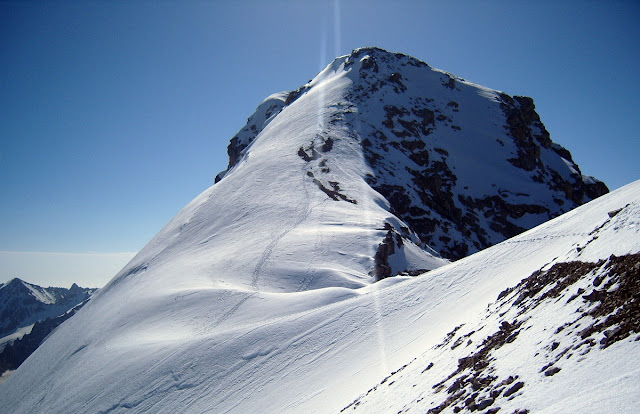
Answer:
[1,175,638,412]
[0,50,634,413]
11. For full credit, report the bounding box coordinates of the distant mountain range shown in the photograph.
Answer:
[1,48,636,414]
[0,278,96,379]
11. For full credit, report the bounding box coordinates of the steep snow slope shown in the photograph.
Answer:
[0,48,621,412]
[343,215,640,412]
[0,183,636,413]
[101,50,461,297]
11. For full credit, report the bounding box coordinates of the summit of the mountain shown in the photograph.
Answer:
[220,47,607,260]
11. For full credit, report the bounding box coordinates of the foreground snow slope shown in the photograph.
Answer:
[0,177,637,412]
[343,195,640,412]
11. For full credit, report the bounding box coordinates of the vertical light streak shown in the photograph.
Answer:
[348,62,390,382]
[333,0,341,57]
[317,20,327,131]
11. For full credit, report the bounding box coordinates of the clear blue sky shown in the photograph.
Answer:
[1,0,639,287]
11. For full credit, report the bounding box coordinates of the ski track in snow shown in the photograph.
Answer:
[296,199,334,292]
[191,291,258,336]
[296,217,321,292]
[212,293,257,329]
[251,168,312,291]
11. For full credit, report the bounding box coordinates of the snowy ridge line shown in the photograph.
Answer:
[500,231,590,244]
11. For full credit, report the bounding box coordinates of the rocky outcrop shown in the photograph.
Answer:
[499,93,609,206]
[342,247,640,414]
[372,223,404,280]
[500,94,551,172]
[221,93,289,175]
[348,48,606,260]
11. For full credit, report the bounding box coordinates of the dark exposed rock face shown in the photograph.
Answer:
[342,47,607,260]
[584,180,609,200]
[499,93,609,206]
[372,223,404,280]
[500,94,551,172]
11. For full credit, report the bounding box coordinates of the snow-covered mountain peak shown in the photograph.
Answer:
[0,278,55,305]
[222,47,607,262]
[0,48,626,413]
[99,47,610,299]
[0,279,95,339]
[0,278,24,295]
